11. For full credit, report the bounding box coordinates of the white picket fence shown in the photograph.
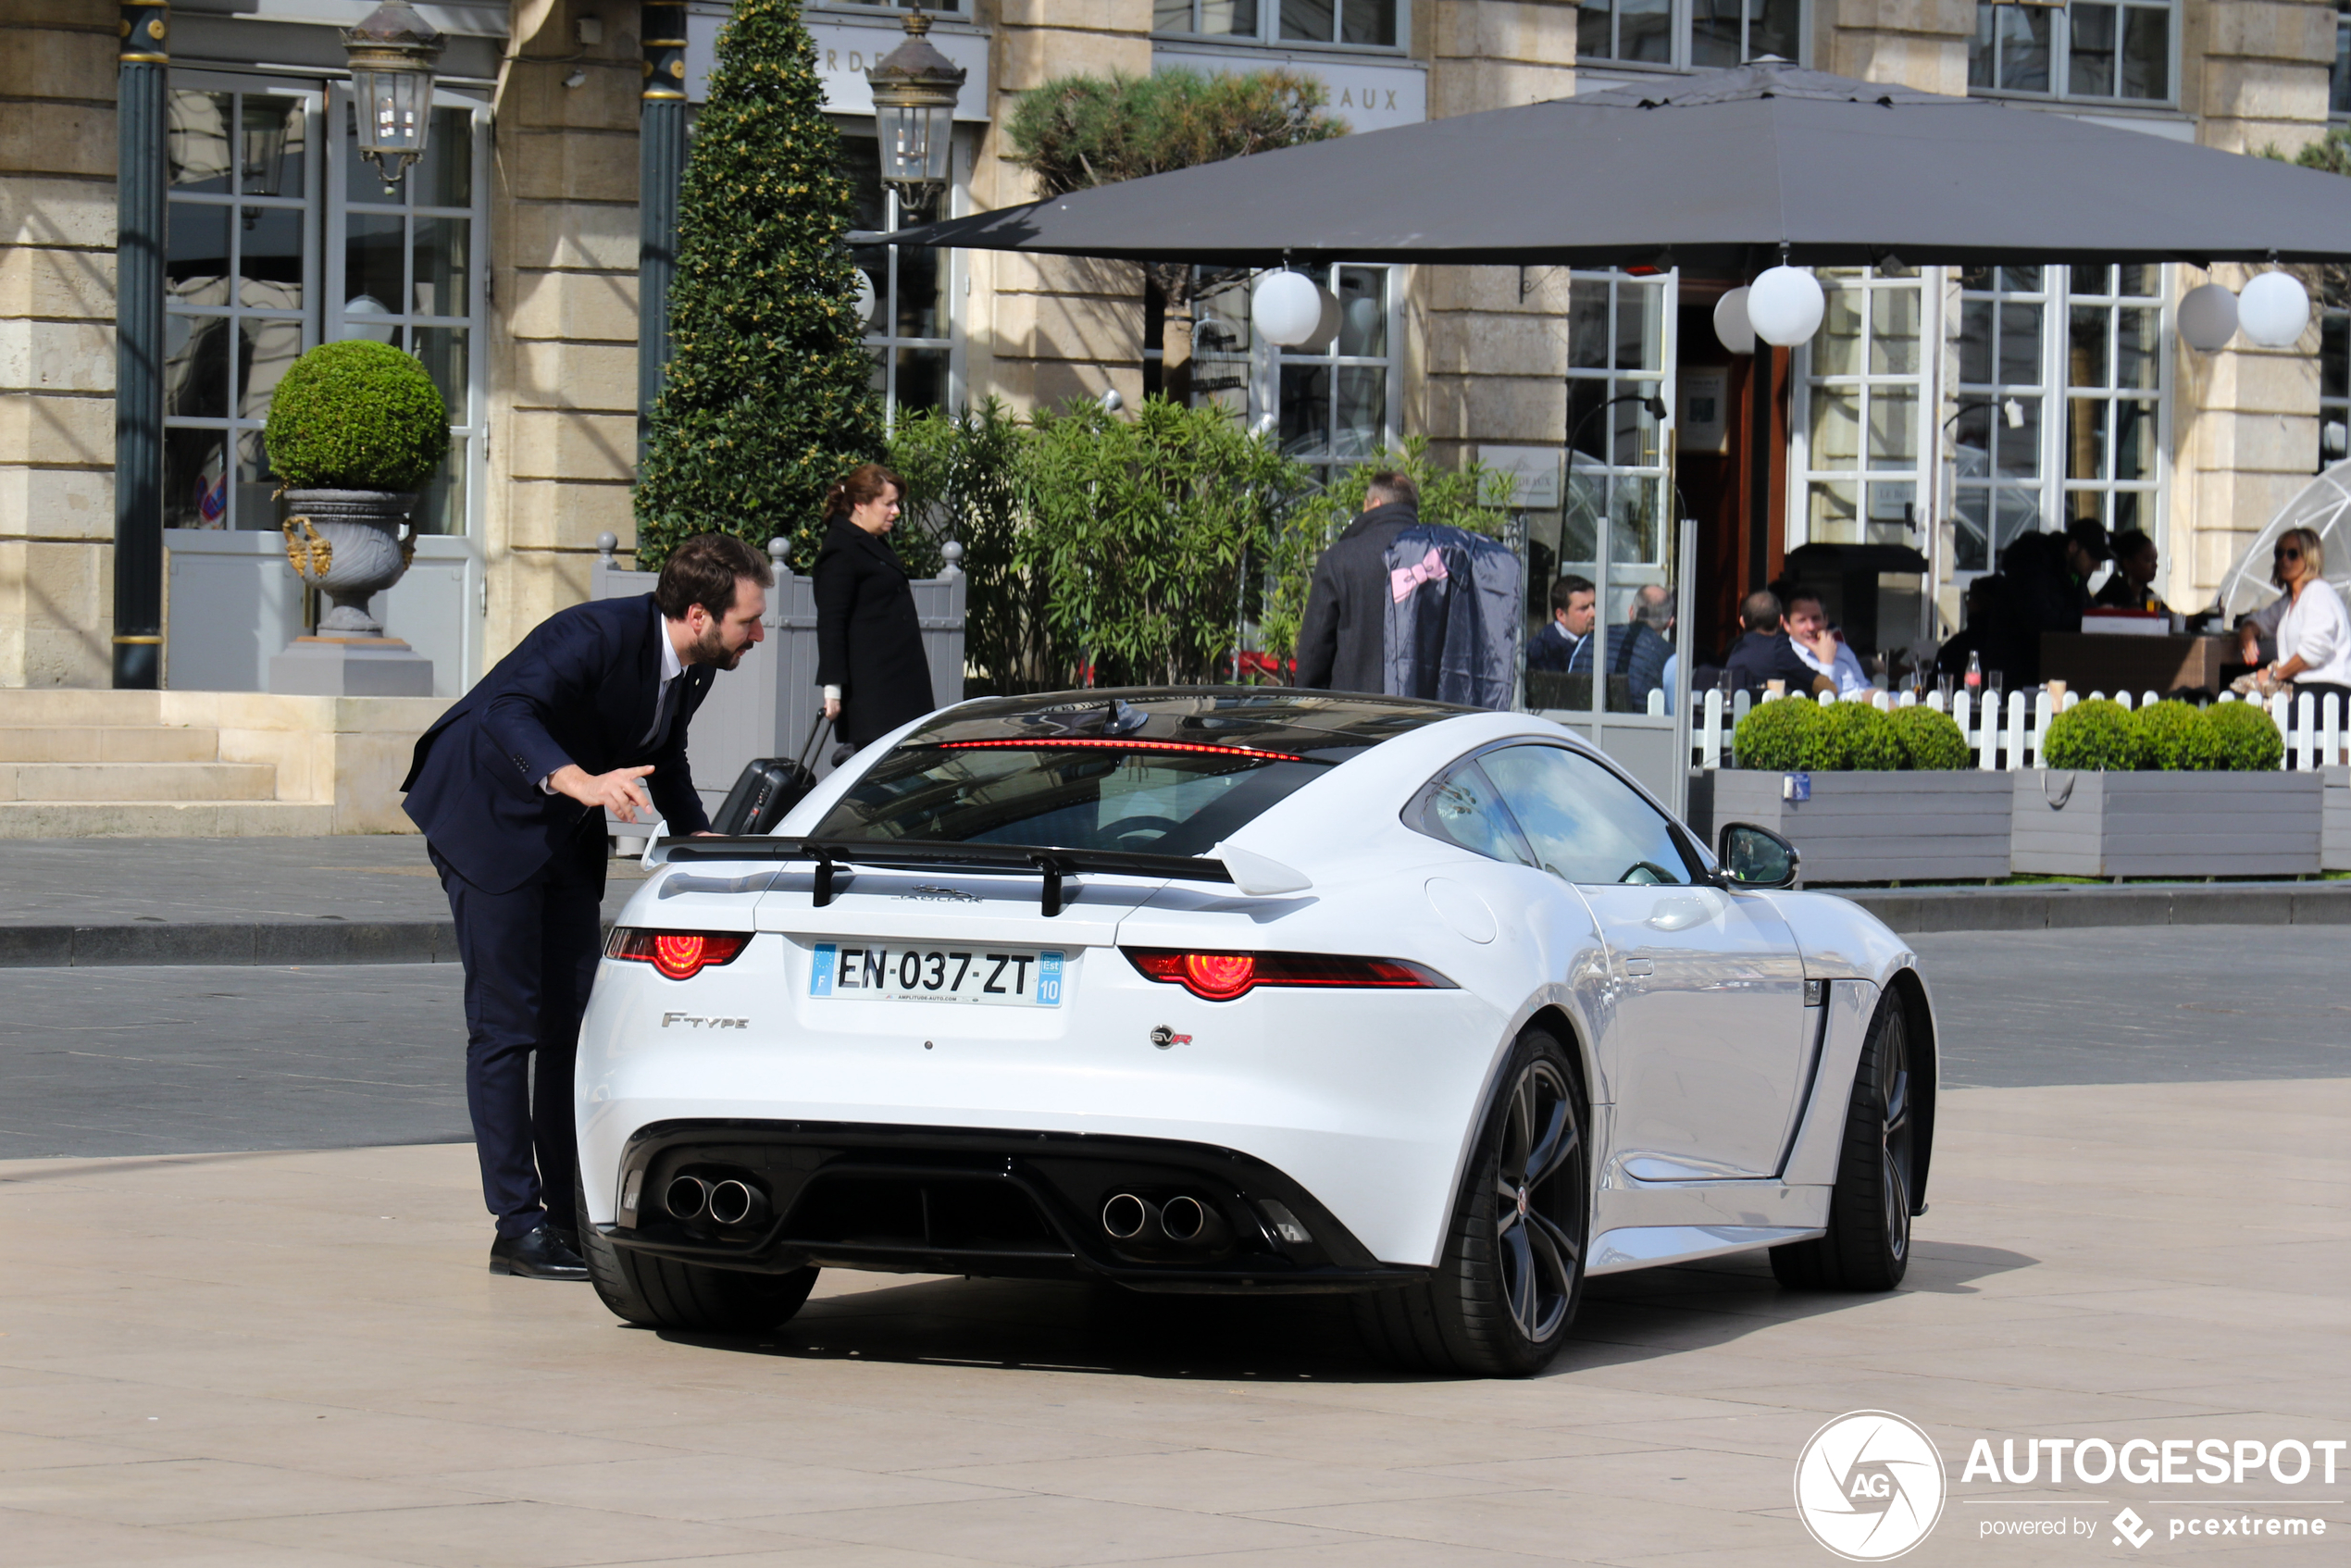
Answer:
[1690,686,2351,772]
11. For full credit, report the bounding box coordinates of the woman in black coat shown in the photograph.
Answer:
[814,463,935,749]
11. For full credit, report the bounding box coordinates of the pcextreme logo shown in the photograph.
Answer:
[1795,1411,1949,1562]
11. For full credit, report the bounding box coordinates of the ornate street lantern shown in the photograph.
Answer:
[342,0,442,181]
[866,10,965,220]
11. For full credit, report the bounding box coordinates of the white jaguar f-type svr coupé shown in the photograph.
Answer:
[575,689,1936,1376]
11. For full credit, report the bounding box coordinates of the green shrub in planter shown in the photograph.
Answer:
[2040,698,2146,770]
[1733,696,1835,769]
[2206,700,2285,771]
[262,341,448,492]
[2132,700,2225,771]
[1885,703,1970,770]
[1821,700,1900,769]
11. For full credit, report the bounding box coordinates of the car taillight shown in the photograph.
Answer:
[605,928,752,980]
[1124,948,1453,1002]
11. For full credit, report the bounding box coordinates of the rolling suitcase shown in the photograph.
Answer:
[710,712,829,836]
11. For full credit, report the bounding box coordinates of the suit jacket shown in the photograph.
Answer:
[1724,629,1822,694]
[1295,502,1418,693]
[813,516,934,748]
[401,594,715,893]
[1524,621,1588,676]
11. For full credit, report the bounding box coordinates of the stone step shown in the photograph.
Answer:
[0,727,221,764]
[0,801,338,839]
[0,762,279,803]
[0,690,167,728]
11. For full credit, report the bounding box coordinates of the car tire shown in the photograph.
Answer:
[1354,1023,1589,1378]
[1770,988,1916,1293]
[573,1167,820,1333]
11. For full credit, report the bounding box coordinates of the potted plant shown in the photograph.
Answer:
[1714,696,2010,885]
[2016,698,2316,877]
[262,340,448,639]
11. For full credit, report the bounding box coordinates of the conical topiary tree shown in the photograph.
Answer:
[633,0,880,572]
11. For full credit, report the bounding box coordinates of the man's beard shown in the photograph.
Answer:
[693,622,743,670]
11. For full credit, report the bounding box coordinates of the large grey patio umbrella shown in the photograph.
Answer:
[879,63,2351,268]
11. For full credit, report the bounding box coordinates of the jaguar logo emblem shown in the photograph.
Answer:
[899,885,982,902]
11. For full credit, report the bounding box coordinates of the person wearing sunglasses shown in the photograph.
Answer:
[2248,527,2351,703]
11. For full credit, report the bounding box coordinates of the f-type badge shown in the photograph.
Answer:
[1150,1025,1192,1050]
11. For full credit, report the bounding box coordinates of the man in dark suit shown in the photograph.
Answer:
[1724,590,1825,695]
[402,533,772,1280]
[1525,575,1597,675]
[1295,471,1421,692]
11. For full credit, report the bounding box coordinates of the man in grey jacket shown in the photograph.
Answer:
[1295,472,1419,692]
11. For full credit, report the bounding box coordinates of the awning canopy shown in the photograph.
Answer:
[876,64,2351,270]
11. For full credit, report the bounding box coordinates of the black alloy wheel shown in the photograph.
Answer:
[1770,989,1916,1292]
[1355,1025,1590,1377]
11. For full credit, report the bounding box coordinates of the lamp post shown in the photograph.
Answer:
[866,10,965,221]
[343,0,443,182]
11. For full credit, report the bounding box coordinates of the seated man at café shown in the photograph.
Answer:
[1784,589,1872,696]
[1724,590,1828,695]
[2093,529,2170,613]
[1526,574,1596,675]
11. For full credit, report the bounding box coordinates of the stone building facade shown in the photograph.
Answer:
[4,0,2347,695]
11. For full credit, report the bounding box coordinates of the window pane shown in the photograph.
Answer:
[1959,299,1993,384]
[1870,388,1917,467]
[1410,762,1534,866]
[238,317,303,420]
[164,427,228,529]
[411,436,466,537]
[167,201,231,298]
[344,212,404,317]
[1810,479,1860,542]
[239,206,305,305]
[895,346,950,417]
[1752,0,1802,63]
[1154,0,1193,29]
[168,92,235,192]
[1615,283,1659,371]
[2071,265,2114,299]
[1969,6,1996,91]
[1611,391,1660,467]
[1871,285,1920,374]
[1811,388,1860,469]
[1813,285,1861,378]
[1622,0,1672,63]
[412,326,467,421]
[2122,6,2171,102]
[2069,305,2110,389]
[1611,481,1661,566]
[238,95,306,202]
[1998,301,2042,385]
[2335,19,2351,115]
[1336,366,1385,459]
[1869,479,1918,534]
[413,216,468,317]
[1203,0,1257,31]
[2324,315,2349,400]
[1690,0,1743,69]
[1336,268,1387,355]
[234,430,278,533]
[1340,0,1394,45]
[1580,0,1615,59]
[1280,0,1334,42]
[164,315,230,420]
[1953,489,1991,573]
[1996,7,2052,92]
[2068,397,2108,481]
[1567,377,1608,463]
[1996,397,2042,479]
[1481,745,1692,887]
[2114,399,2158,481]
[2070,4,2119,97]
[2116,305,2159,390]
[1278,362,1332,455]
[416,106,473,208]
[895,243,946,340]
[2001,265,2045,292]
[2117,262,2158,298]
[1569,280,1610,368]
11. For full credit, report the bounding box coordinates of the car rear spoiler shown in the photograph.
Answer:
[646,835,1309,916]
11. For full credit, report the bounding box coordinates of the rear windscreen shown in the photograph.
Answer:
[806,746,1326,858]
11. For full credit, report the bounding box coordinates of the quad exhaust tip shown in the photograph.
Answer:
[1101,1192,1157,1241]
[1160,1194,1228,1248]
[1102,1191,1229,1250]
[706,1178,768,1227]
[665,1175,711,1220]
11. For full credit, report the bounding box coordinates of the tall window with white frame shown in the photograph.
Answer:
[1950,266,2051,575]
[1153,0,1402,48]
[1969,0,2173,103]
[2060,264,2162,536]
[1561,271,1670,585]
[163,83,314,532]
[1797,266,1926,546]
[336,98,482,537]
[1274,264,1394,487]
[1576,0,1801,68]
[842,133,952,423]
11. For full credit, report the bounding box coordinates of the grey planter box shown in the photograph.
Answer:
[2317,766,2351,872]
[2013,770,2322,878]
[1710,770,2014,885]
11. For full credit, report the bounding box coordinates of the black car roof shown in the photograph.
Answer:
[902,687,1475,759]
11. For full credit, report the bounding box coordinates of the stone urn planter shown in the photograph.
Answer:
[280,489,417,634]
[1712,769,2014,885]
[2012,770,2322,877]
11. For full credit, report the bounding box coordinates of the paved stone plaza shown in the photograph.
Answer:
[0,929,2345,1566]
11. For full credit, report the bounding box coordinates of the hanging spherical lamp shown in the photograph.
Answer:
[1745,265,1824,347]
[1712,287,1755,355]
[1297,285,1343,354]
[852,270,877,327]
[1250,270,1324,347]
[2179,283,2239,353]
[2239,270,2312,348]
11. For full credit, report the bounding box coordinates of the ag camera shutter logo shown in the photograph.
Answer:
[1794,1411,1948,1561]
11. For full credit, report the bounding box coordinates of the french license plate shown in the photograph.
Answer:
[808,942,1066,1007]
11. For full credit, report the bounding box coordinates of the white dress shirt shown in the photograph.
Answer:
[541,627,684,793]
[1791,633,1872,695]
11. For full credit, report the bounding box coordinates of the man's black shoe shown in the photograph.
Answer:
[489,1224,590,1281]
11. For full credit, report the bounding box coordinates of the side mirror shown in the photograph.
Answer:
[1716,822,1799,890]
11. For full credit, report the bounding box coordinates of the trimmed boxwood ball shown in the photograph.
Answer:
[2205,700,2285,771]
[1885,703,1970,770]
[1821,700,1900,769]
[263,341,448,492]
[2040,698,2146,770]
[1733,696,1835,770]
[2132,699,2225,771]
